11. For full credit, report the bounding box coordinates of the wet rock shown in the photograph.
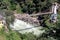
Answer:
[14,14,40,26]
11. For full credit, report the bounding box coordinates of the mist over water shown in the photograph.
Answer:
[10,19,45,36]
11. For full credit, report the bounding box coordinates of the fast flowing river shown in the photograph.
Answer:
[10,19,45,36]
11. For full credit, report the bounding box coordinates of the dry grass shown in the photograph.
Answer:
[0,35,6,40]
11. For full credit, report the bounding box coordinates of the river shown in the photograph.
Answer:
[10,19,45,36]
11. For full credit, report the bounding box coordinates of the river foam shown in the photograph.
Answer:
[10,19,45,36]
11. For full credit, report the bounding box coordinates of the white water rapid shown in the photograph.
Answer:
[10,19,45,36]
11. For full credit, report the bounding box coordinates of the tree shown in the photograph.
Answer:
[4,10,15,30]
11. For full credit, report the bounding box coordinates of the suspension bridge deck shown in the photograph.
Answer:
[30,12,52,16]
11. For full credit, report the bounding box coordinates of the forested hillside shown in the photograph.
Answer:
[0,0,59,13]
[0,0,60,40]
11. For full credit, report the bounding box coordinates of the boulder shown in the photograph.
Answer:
[14,14,40,26]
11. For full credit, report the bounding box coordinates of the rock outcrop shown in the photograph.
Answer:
[14,13,40,26]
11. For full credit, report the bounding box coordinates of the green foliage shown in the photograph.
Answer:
[42,13,60,40]
[4,11,15,30]
[0,0,60,40]
[0,0,60,14]
[16,4,22,13]
[20,33,37,40]
[0,28,37,40]
[0,29,22,40]
[0,0,58,13]
[5,31,21,40]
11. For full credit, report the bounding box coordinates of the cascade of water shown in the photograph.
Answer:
[10,19,45,36]
[50,2,58,23]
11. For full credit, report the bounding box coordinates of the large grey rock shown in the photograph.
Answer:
[14,14,40,26]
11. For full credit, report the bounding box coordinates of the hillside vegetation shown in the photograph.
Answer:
[0,0,60,40]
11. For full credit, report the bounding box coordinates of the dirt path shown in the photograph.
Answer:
[0,35,6,40]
